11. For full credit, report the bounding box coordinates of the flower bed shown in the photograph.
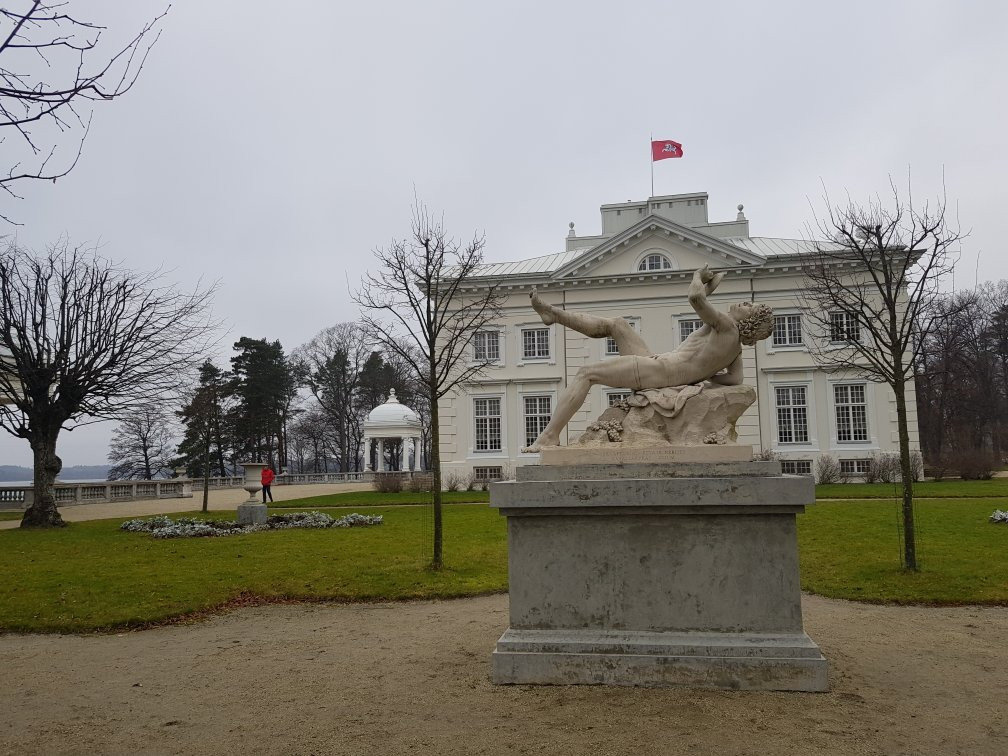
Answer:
[120,511,383,538]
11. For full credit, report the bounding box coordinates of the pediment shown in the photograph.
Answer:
[552,216,765,280]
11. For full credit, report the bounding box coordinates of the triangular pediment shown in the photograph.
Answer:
[551,216,765,280]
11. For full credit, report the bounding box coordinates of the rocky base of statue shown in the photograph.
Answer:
[575,383,755,447]
[489,461,828,691]
[237,502,267,525]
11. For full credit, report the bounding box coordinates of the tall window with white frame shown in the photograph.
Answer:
[834,384,868,442]
[521,327,550,360]
[830,312,860,343]
[473,330,500,362]
[605,319,637,355]
[523,395,552,449]
[773,314,803,347]
[679,318,704,343]
[775,386,809,444]
[473,397,502,452]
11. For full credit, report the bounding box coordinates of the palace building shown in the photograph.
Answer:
[437,192,920,481]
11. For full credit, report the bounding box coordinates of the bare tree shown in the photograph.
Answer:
[354,202,503,568]
[106,403,175,480]
[293,322,371,473]
[1,2,169,223]
[0,241,216,527]
[800,181,962,571]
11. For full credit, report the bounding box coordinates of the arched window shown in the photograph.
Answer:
[637,253,673,272]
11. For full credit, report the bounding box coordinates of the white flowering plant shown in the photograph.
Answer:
[990,510,1008,524]
[120,511,383,538]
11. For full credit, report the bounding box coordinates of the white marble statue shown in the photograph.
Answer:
[523,265,774,451]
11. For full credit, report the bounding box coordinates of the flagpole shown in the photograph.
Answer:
[649,133,654,198]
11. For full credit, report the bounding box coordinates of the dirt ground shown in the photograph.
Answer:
[1,594,1005,756]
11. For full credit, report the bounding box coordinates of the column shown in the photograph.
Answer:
[398,436,406,472]
[412,437,420,471]
[377,439,385,472]
[364,437,372,471]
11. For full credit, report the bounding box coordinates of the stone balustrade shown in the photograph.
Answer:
[0,469,396,509]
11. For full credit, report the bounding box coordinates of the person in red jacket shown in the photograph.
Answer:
[261,466,275,503]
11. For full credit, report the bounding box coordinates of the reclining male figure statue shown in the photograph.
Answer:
[523,264,774,451]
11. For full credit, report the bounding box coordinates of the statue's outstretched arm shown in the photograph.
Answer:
[688,266,732,331]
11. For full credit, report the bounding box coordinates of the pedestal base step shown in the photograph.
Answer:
[491,628,828,692]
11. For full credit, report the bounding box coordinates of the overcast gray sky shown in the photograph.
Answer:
[2,0,1006,468]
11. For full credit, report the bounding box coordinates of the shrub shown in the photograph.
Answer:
[752,448,777,462]
[373,473,403,493]
[865,452,901,484]
[910,451,925,482]
[443,472,464,492]
[952,447,996,480]
[926,453,950,482]
[407,473,433,493]
[814,455,842,485]
[465,472,478,491]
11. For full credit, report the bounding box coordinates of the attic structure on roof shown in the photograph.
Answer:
[438,191,920,481]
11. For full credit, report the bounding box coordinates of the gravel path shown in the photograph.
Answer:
[1,593,1005,755]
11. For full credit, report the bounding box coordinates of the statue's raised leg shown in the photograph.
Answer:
[530,290,651,356]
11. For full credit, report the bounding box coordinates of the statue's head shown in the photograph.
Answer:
[729,302,774,345]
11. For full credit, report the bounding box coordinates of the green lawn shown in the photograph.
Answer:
[0,504,506,633]
[798,498,1008,604]
[269,489,490,508]
[0,510,23,521]
[816,479,1008,499]
[1,492,1005,633]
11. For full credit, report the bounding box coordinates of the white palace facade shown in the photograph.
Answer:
[438,192,920,480]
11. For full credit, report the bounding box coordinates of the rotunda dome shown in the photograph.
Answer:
[365,388,420,425]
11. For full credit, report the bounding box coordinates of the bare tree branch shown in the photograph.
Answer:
[0,1,169,222]
[799,179,964,570]
[0,239,217,526]
[352,201,504,568]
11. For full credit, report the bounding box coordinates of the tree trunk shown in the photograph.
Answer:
[894,380,918,571]
[22,433,65,528]
[429,375,443,570]
[202,429,211,512]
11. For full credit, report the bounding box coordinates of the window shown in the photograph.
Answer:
[679,318,704,343]
[521,328,550,360]
[473,331,500,361]
[473,466,503,482]
[775,386,809,444]
[605,319,638,355]
[473,398,502,452]
[840,459,871,475]
[523,395,552,448]
[780,460,812,476]
[773,315,803,346]
[830,312,860,343]
[638,253,673,271]
[607,391,632,407]
[835,384,868,442]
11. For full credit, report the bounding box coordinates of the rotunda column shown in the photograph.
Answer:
[363,437,372,471]
[377,438,385,472]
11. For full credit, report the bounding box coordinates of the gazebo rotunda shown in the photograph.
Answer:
[362,389,423,472]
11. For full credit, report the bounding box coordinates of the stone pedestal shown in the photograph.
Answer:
[489,461,827,691]
[237,502,267,525]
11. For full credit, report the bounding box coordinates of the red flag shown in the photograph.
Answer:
[651,139,683,161]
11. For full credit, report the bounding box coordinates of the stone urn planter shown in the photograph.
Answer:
[237,462,268,525]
